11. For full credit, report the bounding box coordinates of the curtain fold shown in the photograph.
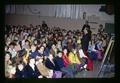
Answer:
[6,5,81,19]
[55,5,81,19]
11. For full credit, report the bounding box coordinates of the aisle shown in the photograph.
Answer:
[75,61,101,78]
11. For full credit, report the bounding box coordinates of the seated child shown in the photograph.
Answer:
[45,53,62,78]
[68,48,81,64]
[29,44,39,58]
[36,56,53,78]
[88,41,98,60]
[62,48,70,67]
[15,61,27,78]
[24,57,42,78]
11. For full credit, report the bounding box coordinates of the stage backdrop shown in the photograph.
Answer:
[5,5,114,23]
[5,5,114,34]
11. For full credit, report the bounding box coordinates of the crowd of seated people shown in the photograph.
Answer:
[5,21,110,78]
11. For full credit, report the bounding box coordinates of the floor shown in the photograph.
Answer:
[74,60,114,78]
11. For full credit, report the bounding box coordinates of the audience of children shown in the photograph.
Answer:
[5,21,110,78]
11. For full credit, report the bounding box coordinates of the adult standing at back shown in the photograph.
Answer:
[82,20,92,40]
[81,28,91,52]
[81,20,90,32]
[42,21,48,32]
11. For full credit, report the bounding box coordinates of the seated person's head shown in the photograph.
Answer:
[6,37,11,45]
[68,38,72,43]
[5,52,12,61]
[9,42,16,49]
[63,48,68,55]
[33,39,38,45]
[57,51,62,58]
[38,46,45,54]
[57,40,61,45]
[25,39,30,45]
[51,44,56,49]
[73,36,76,41]
[36,56,43,64]
[31,44,36,52]
[18,48,27,57]
[68,30,72,36]
[29,57,35,65]
[48,53,54,60]
[42,38,46,42]
[57,44,62,50]
[72,48,77,54]
[14,36,19,41]
[17,61,24,71]
[77,32,81,36]
[5,45,8,51]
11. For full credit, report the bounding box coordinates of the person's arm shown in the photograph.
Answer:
[79,49,88,58]
[92,45,97,52]
[63,55,70,65]
[35,65,42,78]
[15,69,20,78]
[45,59,55,70]
[23,65,30,78]
[81,25,85,32]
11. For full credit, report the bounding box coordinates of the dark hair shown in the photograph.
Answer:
[25,39,30,43]
[16,60,25,71]
[18,49,27,57]
[28,57,35,63]
[9,41,17,47]
[57,50,62,54]
[99,24,103,27]
[85,25,90,30]
[16,59,24,66]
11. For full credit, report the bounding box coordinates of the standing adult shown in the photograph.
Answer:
[81,28,91,52]
[81,20,90,32]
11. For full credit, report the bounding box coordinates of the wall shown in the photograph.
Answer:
[5,14,107,34]
[6,5,114,23]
